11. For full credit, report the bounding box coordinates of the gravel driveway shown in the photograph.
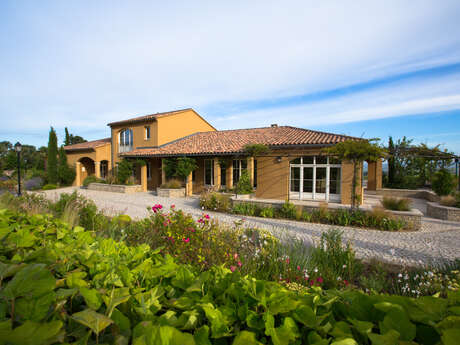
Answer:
[41,187,460,267]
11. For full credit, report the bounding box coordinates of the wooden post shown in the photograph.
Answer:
[213,159,220,190]
[75,161,82,186]
[186,171,193,196]
[226,159,233,189]
[247,157,254,187]
[161,159,166,185]
[94,161,101,178]
[141,164,147,192]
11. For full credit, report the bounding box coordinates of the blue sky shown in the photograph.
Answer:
[1,1,460,153]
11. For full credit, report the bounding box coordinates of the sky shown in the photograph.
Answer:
[1,0,460,153]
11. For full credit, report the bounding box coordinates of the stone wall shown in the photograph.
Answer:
[374,188,440,202]
[157,188,186,198]
[426,202,460,222]
[88,183,142,194]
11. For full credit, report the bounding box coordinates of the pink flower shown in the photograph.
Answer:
[233,253,238,260]
[182,237,190,243]
[204,214,210,219]
[286,258,290,265]
[152,204,163,213]
[238,261,242,267]
[297,265,301,271]
[197,218,204,223]
[171,204,175,209]
[316,277,324,284]
[163,222,168,227]
[230,265,236,272]
[310,280,314,286]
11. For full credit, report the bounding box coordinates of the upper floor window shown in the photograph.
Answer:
[145,126,150,140]
[119,129,133,153]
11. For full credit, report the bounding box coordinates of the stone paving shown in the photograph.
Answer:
[41,187,460,267]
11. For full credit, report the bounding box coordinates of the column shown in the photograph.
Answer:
[186,171,193,196]
[226,159,233,189]
[94,161,101,178]
[161,159,166,185]
[140,164,147,192]
[213,159,221,190]
[75,162,82,186]
[247,157,254,187]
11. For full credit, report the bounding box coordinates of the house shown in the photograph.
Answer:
[64,108,382,204]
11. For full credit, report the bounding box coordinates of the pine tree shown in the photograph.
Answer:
[47,127,58,184]
[388,136,395,185]
[64,127,71,146]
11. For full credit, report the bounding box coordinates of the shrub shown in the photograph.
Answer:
[381,196,411,211]
[432,168,457,196]
[160,179,183,189]
[234,170,253,194]
[58,146,76,186]
[278,200,297,219]
[116,159,133,184]
[232,202,260,216]
[42,183,57,190]
[259,206,274,218]
[440,195,457,207]
[199,191,231,212]
[82,175,103,187]
[175,157,197,180]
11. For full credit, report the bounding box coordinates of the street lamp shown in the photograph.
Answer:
[14,142,22,196]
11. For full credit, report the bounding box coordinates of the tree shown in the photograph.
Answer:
[47,127,59,184]
[431,168,457,196]
[64,127,71,146]
[388,137,395,185]
[116,159,133,184]
[324,139,386,209]
[58,146,76,186]
[64,127,87,145]
[175,157,197,180]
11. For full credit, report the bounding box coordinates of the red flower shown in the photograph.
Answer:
[238,261,242,267]
[343,280,349,286]
[286,258,290,264]
[310,280,314,286]
[230,265,236,272]
[297,265,301,271]
[182,238,190,243]
[171,204,175,209]
[316,277,324,284]
[204,214,210,219]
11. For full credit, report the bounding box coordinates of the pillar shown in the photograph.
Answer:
[140,164,147,192]
[161,159,166,185]
[75,161,82,187]
[94,161,101,178]
[213,159,221,190]
[367,159,383,191]
[226,159,233,189]
[186,171,193,196]
[247,157,254,187]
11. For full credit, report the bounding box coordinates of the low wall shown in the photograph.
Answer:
[426,202,460,222]
[374,188,439,202]
[231,197,422,230]
[88,183,142,194]
[157,188,186,198]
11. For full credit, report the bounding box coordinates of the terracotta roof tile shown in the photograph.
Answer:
[121,126,360,157]
[107,108,192,127]
[64,138,111,151]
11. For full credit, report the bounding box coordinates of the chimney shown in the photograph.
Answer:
[271,124,278,128]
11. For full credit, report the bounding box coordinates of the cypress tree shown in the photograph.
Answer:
[58,146,76,186]
[64,127,71,146]
[388,136,395,185]
[47,127,58,184]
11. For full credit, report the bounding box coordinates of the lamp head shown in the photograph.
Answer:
[14,142,22,153]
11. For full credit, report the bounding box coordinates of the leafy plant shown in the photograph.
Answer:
[381,196,412,211]
[82,175,104,187]
[199,191,231,212]
[234,170,253,194]
[42,183,57,190]
[278,200,297,219]
[160,179,183,189]
[116,159,134,184]
[259,206,274,218]
[57,146,76,186]
[440,195,457,207]
[243,143,269,156]
[175,157,197,180]
[432,168,457,196]
[232,202,260,216]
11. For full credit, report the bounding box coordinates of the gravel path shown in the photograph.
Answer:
[41,187,460,267]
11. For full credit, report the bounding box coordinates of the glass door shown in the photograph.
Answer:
[315,167,327,200]
[290,166,300,199]
[302,167,313,199]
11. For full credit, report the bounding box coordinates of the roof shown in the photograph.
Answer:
[64,138,111,151]
[121,126,360,157]
[107,108,213,127]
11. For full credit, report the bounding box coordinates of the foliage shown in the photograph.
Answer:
[57,146,76,186]
[1,210,460,344]
[259,206,275,218]
[232,202,261,216]
[160,179,183,189]
[234,170,253,194]
[0,179,17,192]
[440,195,457,207]
[176,157,198,180]
[199,191,232,212]
[381,196,412,211]
[162,158,177,179]
[116,159,134,185]
[47,127,59,184]
[432,168,457,196]
[325,139,386,209]
[83,175,104,187]
[64,127,86,145]
[278,200,297,219]
[42,183,57,190]
[243,143,269,157]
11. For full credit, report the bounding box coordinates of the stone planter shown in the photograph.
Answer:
[374,188,439,202]
[157,187,186,198]
[427,202,460,221]
[87,183,142,194]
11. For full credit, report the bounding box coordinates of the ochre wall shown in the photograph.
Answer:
[255,155,290,200]
[156,110,215,146]
[367,159,382,191]
[66,144,112,186]
[341,161,363,205]
[192,158,205,194]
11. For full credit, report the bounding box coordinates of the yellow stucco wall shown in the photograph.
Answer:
[367,159,383,191]
[340,161,363,205]
[255,155,290,200]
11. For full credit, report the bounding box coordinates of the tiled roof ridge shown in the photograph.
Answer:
[107,108,192,126]
[282,125,362,141]
[63,137,111,150]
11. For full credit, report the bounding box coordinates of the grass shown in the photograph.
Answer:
[381,196,412,211]
[160,178,183,189]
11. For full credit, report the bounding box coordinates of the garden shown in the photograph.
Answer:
[0,191,459,344]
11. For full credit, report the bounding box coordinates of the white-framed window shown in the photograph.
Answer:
[290,156,341,202]
[204,159,214,185]
[146,162,151,180]
[145,126,150,140]
[119,129,133,153]
[232,159,247,185]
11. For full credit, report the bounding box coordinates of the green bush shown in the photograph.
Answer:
[278,200,297,219]
[160,179,183,189]
[116,159,134,184]
[232,202,260,216]
[199,191,231,212]
[42,183,57,190]
[259,206,274,218]
[82,175,104,187]
[234,170,253,194]
[381,196,412,211]
[432,168,457,196]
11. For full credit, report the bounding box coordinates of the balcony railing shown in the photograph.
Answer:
[119,144,133,153]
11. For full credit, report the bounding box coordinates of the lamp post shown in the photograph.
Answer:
[14,142,22,196]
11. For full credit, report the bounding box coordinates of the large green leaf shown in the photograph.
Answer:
[266,290,300,315]
[442,328,460,345]
[199,303,230,338]
[292,305,317,328]
[103,287,131,317]
[194,325,212,345]
[65,271,88,288]
[232,330,262,345]
[80,287,103,311]
[3,320,63,345]
[8,228,37,248]
[264,313,299,345]
[368,330,400,345]
[171,266,195,290]
[15,292,55,321]
[71,308,114,335]
[380,308,416,341]
[132,322,196,345]
[2,264,55,300]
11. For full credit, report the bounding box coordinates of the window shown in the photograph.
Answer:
[232,159,247,185]
[220,165,226,186]
[100,161,108,179]
[204,159,214,185]
[145,126,150,140]
[119,129,133,153]
[146,162,151,180]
